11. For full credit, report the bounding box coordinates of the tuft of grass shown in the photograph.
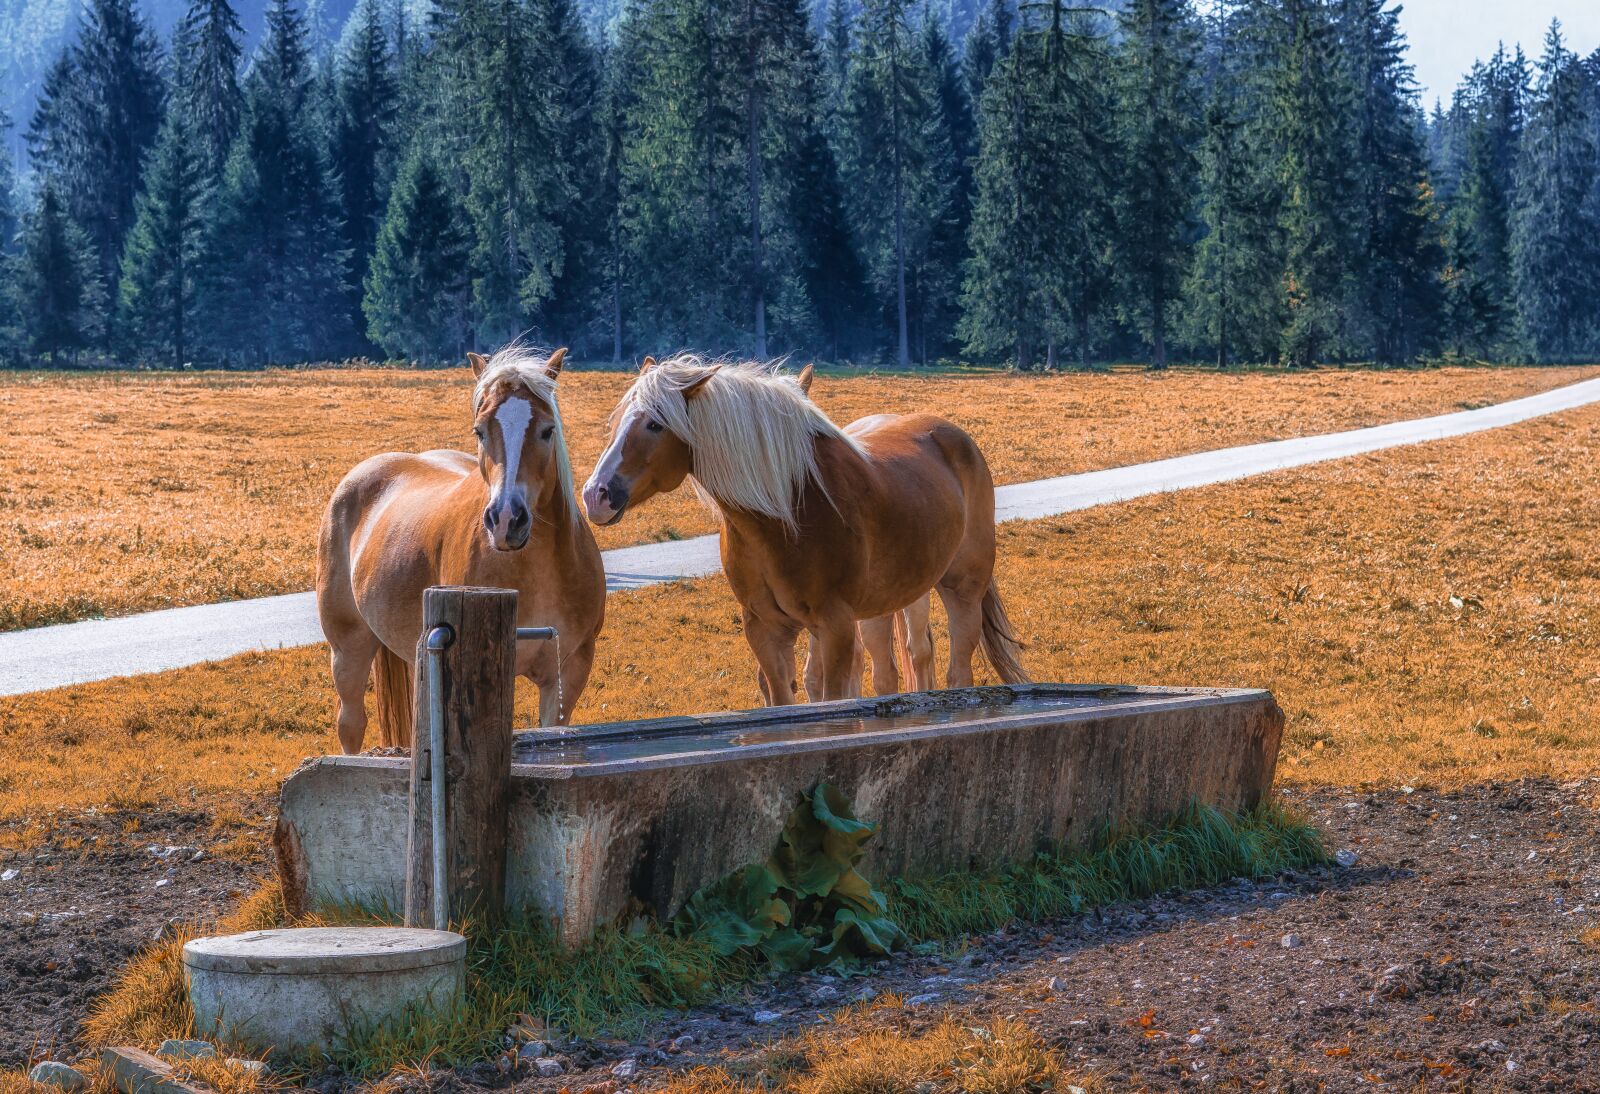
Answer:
[654,1016,1088,1094]
[887,800,1325,943]
[84,802,1319,1078]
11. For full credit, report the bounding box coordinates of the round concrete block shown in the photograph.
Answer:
[183,927,466,1055]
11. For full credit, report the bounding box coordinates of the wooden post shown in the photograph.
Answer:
[405,586,517,928]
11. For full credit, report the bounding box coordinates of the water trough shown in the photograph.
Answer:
[276,681,1283,946]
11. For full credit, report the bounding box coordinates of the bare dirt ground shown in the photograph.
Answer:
[0,810,269,1067]
[5,778,1597,1091]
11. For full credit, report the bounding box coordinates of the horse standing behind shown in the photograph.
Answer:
[581,356,1026,704]
[316,346,605,751]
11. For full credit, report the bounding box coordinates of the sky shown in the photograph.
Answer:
[1398,1,1600,106]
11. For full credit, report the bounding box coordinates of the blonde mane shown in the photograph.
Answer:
[471,345,574,503]
[622,355,864,526]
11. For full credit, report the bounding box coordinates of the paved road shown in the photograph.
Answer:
[4,375,1598,698]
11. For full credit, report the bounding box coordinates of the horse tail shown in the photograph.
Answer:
[980,580,1031,685]
[892,609,917,691]
[373,646,415,748]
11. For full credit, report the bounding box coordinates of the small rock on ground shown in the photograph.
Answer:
[533,1058,563,1078]
[28,1062,87,1091]
[157,1040,216,1061]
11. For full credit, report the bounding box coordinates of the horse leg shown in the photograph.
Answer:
[936,581,984,690]
[900,594,936,691]
[859,615,901,696]
[328,626,380,755]
[814,621,864,701]
[744,614,801,706]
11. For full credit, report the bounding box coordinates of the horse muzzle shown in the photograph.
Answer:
[485,499,532,551]
[582,479,629,527]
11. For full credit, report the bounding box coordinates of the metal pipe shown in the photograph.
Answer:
[515,627,557,642]
[423,623,454,931]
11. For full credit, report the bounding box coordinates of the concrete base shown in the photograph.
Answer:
[183,927,465,1055]
[276,685,1282,947]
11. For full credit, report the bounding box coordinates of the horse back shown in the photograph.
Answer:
[845,412,991,494]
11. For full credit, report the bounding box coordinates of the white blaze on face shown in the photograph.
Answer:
[491,397,533,539]
[583,406,644,522]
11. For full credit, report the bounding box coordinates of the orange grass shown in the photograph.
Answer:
[2,401,1597,826]
[2,364,1597,630]
[652,1013,1083,1094]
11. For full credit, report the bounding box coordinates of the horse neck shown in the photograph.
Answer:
[713,431,866,541]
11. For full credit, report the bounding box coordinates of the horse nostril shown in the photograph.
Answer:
[510,507,531,533]
[483,507,496,532]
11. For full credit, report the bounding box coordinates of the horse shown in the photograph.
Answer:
[316,346,606,752]
[581,355,1027,705]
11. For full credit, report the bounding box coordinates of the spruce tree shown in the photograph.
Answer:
[914,11,971,361]
[19,186,105,363]
[535,0,608,349]
[838,0,954,365]
[1447,45,1527,356]
[179,0,245,180]
[961,0,1112,368]
[618,0,743,347]
[961,0,1011,109]
[333,0,400,347]
[118,104,206,366]
[821,0,853,128]
[200,0,351,363]
[1335,0,1440,362]
[1269,0,1356,367]
[960,42,1047,366]
[35,0,166,287]
[1114,0,1201,368]
[1510,21,1600,360]
[0,111,21,360]
[0,110,18,254]
[364,145,473,361]
[596,41,628,361]
[433,0,568,343]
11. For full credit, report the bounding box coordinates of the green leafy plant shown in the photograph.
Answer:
[677,783,906,969]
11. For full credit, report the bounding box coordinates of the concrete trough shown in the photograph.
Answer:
[276,684,1283,946]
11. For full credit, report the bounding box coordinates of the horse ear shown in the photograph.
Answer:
[467,351,488,378]
[640,355,657,374]
[545,347,567,379]
[680,364,721,400]
[797,363,814,394]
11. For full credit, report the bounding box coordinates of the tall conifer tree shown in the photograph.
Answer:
[364,145,473,360]
[1510,22,1600,360]
[1115,0,1201,368]
[201,0,350,363]
[119,103,206,366]
[179,0,245,180]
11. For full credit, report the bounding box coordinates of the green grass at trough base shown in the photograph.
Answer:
[87,800,1324,1077]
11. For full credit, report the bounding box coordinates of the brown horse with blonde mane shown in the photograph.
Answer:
[317,346,605,751]
[581,355,1026,704]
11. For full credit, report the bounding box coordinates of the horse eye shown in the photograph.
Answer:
[540,425,555,441]
[473,426,485,441]
[645,419,664,433]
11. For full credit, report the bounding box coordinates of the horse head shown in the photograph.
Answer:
[469,346,570,551]
[581,355,718,526]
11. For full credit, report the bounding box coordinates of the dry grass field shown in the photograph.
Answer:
[2,363,1596,631]
[3,398,1596,836]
